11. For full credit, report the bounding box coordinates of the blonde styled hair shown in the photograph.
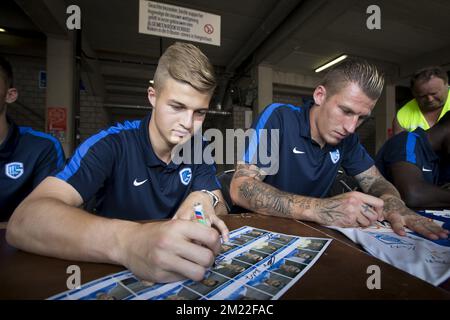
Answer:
[153,42,216,95]
[320,59,384,100]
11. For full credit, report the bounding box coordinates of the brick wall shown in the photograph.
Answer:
[5,55,46,130]
[79,93,109,142]
[232,105,252,129]
[356,118,376,157]
[273,92,304,107]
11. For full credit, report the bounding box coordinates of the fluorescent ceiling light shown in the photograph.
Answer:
[0,28,6,32]
[315,54,348,73]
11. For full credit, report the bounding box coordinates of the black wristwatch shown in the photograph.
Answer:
[201,189,219,208]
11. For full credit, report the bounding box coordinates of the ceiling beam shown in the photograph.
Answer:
[14,0,67,37]
[254,0,358,67]
[399,43,450,79]
[225,0,303,73]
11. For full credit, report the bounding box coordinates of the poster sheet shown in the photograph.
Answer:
[49,226,332,300]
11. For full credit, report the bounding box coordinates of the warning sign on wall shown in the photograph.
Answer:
[47,107,67,143]
[139,0,221,46]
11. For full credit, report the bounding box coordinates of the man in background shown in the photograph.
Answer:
[0,56,65,220]
[376,112,450,208]
[393,66,449,134]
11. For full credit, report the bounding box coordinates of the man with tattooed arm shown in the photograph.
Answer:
[230,59,448,240]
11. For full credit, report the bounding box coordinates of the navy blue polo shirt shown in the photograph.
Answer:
[375,128,439,184]
[55,113,221,220]
[243,103,374,197]
[0,117,65,221]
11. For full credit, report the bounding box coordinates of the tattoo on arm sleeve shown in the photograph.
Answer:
[383,196,407,213]
[238,180,295,217]
[235,163,348,221]
[355,166,400,198]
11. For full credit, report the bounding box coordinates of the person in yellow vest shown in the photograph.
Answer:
[393,66,449,135]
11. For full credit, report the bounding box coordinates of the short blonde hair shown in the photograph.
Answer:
[320,59,384,100]
[153,42,216,95]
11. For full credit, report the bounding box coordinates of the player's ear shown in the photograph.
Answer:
[148,86,156,108]
[313,85,326,106]
[6,88,18,104]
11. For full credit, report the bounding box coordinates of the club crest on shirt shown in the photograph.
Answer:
[329,149,340,164]
[179,168,192,186]
[5,162,24,179]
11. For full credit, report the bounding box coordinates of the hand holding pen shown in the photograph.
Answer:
[193,202,229,242]
[339,180,384,223]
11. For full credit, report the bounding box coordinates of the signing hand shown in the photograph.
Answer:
[173,191,229,242]
[315,191,384,228]
[119,219,221,283]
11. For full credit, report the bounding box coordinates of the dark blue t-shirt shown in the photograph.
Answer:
[0,117,65,220]
[55,114,221,220]
[375,127,440,184]
[243,103,374,197]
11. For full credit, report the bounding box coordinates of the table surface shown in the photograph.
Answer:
[0,214,449,300]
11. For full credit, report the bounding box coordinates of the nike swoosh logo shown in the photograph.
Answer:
[133,179,148,186]
[422,167,432,172]
[292,147,305,154]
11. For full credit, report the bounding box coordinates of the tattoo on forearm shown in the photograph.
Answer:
[234,164,265,181]
[315,197,352,226]
[369,179,400,199]
[356,166,400,198]
[356,176,376,192]
[294,197,313,210]
[238,181,294,217]
[383,196,409,215]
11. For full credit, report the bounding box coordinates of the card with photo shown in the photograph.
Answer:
[269,259,306,278]
[152,285,201,300]
[297,238,328,251]
[233,249,268,265]
[246,270,290,296]
[219,242,239,254]
[79,281,132,300]
[243,229,268,238]
[268,234,295,246]
[213,259,252,278]
[230,235,254,246]
[223,285,272,300]
[184,272,230,296]
[252,241,283,254]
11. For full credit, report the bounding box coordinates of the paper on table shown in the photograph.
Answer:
[48,226,332,300]
[329,211,450,286]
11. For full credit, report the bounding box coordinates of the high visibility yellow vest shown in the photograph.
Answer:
[397,89,450,131]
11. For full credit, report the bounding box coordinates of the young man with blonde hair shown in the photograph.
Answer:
[230,59,448,241]
[7,42,229,283]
